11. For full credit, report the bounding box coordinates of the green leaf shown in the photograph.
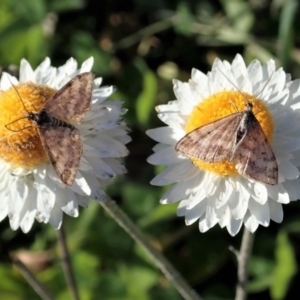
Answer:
[248,256,274,292]
[138,202,177,228]
[8,0,46,23]
[99,271,127,300]
[71,32,112,76]
[73,251,100,285]
[174,2,195,36]
[221,0,254,33]
[135,62,157,126]
[244,43,275,65]
[0,19,46,66]
[249,256,275,277]
[278,0,298,67]
[122,183,158,218]
[49,0,85,12]
[271,231,297,300]
[0,1,14,29]
[0,264,22,292]
[247,274,273,293]
[26,25,46,65]
[118,264,158,300]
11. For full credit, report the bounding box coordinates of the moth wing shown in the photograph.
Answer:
[43,72,93,123]
[233,118,278,185]
[175,112,243,162]
[38,125,83,186]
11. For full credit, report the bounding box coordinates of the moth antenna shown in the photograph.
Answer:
[0,122,34,142]
[254,70,275,99]
[7,76,39,113]
[218,68,251,106]
[250,71,275,115]
[218,67,275,106]
[228,97,239,112]
[5,117,32,132]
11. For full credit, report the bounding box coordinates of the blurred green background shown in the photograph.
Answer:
[1,0,300,299]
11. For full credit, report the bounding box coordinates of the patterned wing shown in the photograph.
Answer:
[43,72,93,123]
[175,112,243,162]
[233,117,278,185]
[38,125,83,186]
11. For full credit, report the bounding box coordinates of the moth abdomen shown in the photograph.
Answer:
[29,110,75,130]
[45,115,75,130]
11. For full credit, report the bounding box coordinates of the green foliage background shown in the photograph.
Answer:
[0,0,300,299]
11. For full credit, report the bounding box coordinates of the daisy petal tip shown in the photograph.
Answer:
[81,57,94,73]
[91,188,107,202]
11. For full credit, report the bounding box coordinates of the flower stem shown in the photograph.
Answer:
[235,228,255,300]
[11,257,54,300]
[100,198,203,300]
[57,225,80,300]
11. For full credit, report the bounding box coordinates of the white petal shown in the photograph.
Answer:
[49,204,63,229]
[103,158,127,175]
[59,57,78,77]
[84,157,115,179]
[248,199,270,226]
[20,59,35,82]
[0,194,8,222]
[94,77,103,87]
[244,211,259,233]
[58,189,79,217]
[146,127,178,145]
[0,72,18,90]
[199,213,218,233]
[85,135,129,158]
[252,182,268,205]
[20,188,37,233]
[185,187,208,209]
[151,165,183,186]
[279,161,299,180]
[177,200,188,216]
[80,173,106,201]
[269,200,283,223]
[267,184,290,203]
[161,180,194,204]
[81,57,94,72]
[148,146,180,165]
[184,199,207,225]
[247,60,262,92]
[219,206,230,228]
[282,180,300,200]
[71,171,92,196]
[228,191,248,220]
[76,195,90,208]
[227,214,243,236]
[35,58,56,85]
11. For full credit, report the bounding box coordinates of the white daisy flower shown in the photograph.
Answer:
[147,54,300,236]
[0,57,130,233]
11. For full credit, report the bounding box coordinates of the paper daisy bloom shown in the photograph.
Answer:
[147,54,300,236]
[0,57,130,233]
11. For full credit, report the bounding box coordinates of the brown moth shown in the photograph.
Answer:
[12,72,94,186]
[175,101,278,185]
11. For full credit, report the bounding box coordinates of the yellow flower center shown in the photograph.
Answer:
[0,82,56,169]
[185,90,274,178]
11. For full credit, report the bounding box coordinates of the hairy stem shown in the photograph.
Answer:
[235,228,255,300]
[57,225,80,300]
[11,257,54,300]
[100,198,203,300]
